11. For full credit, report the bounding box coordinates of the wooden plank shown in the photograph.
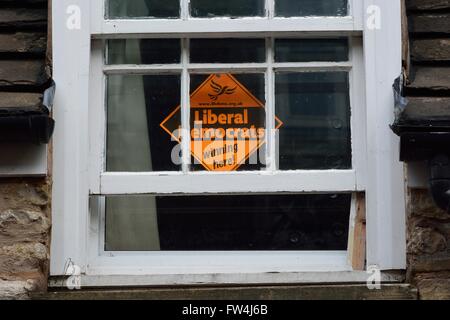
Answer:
[31,284,417,300]
[409,14,450,34]
[411,39,450,62]
[0,59,48,88]
[0,92,42,110]
[0,33,46,56]
[47,0,52,66]
[0,8,47,29]
[407,0,450,11]
[402,0,411,77]
[408,66,450,91]
[0,0,47,4]
[403,97,450,120]
[348,193,367,271]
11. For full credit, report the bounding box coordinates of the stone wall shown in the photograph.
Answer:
[0,0,51,299]
[407,189,450,299]
[405,0,450,299]
[0,179,50,299]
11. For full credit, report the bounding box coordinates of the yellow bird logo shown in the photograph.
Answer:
[208,79,236,101]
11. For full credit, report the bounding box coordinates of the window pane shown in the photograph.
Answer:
[190,0,265,17]
[186,73,266,171]
[275,39,349,62]
[108,0,180,18]
[275,0,348,17]
[104,193,351,251]
[190,39,266,64]
[107,74,181,172]
[107,39,181,65]
[275,72,351,170]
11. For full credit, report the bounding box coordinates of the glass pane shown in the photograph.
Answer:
[275,72,351,170]
[190,0,265,17]
[275,0,348,17]
[275,39,349,62]
[107,74,181,172]
[190,39,266,64]
[107,39,181,65]
[108,0,180,18]
[187,73,266,171]
[104,193,351,251]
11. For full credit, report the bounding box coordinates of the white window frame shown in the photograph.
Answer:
[51,0,406,285]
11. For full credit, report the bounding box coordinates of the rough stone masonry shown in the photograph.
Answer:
[0,179,51,299]
[0,0,51,299]
[405,0,450,299]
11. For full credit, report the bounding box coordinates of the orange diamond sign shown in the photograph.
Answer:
[161,74,283,171]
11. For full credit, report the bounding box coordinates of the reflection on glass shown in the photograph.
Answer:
[188,73,266,171]
[107,39,181,65]
[190,39,266,63]
[275,39,349,62]
[275,72,351,170]
[103,193,351,251]
[190,0,265,17]
[107,74,181,172]
[104,196,161,251]
[108,0,180,18]
[276,0,348,17]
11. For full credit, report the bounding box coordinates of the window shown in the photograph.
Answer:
[51,1,406,285]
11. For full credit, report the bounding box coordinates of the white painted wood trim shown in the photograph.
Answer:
[49,271,404,288]
[51,0,407,278]
[104,64,183,74]
[87,251,351,275]
[350,37,368,189]
[98,170,359,195]
[103,62,353,74]
[266,0,275,20]
[181,39,191,173]
[88,41,104,194]
[265,37,276,171]
[351,0,365,30]
[90,0,103,34]
[51,0,91,275]
[363,0,406,269]
[93,18,359,37]
[95,37,361,195]
[181,0,189,20]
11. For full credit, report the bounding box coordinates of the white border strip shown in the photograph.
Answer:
[99,170,358,195]
[93,18,359,37]
[363,0,406,269]
[49,271,404,288]
[51,0,91,275]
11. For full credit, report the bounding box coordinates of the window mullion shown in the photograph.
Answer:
[181,0,189,20]
[181,38,190,173]
[266,0,275,18]
[265,37,276,172]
